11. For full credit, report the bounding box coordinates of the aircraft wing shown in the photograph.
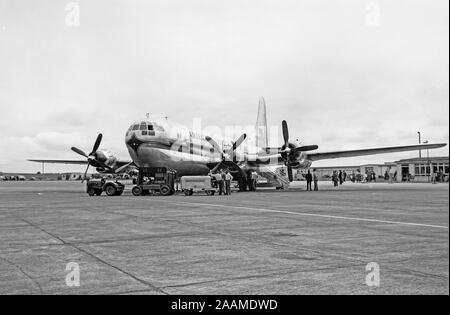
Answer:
[28,159,88,165]
[27,159,133,167]
[307,143,447,161]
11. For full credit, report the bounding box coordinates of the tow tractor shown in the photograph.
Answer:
[131,167,176,196]
[86,178,125,196]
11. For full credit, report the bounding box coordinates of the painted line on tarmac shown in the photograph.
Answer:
[153,200,450,230]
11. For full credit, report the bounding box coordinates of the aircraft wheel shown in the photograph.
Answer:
[132,186,143,196]
[105,185,117,196]
[160,185,171,196]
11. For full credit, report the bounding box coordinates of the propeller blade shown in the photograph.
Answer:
[205,136,224,157]
[90,134,103,155]
[226,133,247,157]
[287,161,293,182]
[282,120,289,147]
[82,163,90,183]
[232,134,247,151]
[210,162,223,174]
[294,145,319,152]
[229,161,247,178]
[71,147,88,158]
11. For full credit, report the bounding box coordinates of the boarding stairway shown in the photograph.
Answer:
[258,167,291,189]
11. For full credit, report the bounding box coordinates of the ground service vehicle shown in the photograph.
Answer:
[180,176,217,196]
[86,179,125,196]
[132,167,176,196]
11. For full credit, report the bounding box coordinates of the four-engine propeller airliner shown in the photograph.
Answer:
[29,98,447,189]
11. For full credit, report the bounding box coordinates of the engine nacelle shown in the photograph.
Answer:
[281,142,312,169]
[94,150,118,168]
[95,167,106,173]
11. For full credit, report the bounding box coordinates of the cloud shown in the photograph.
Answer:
[0,0,448,172]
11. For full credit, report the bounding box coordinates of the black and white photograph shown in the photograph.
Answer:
[0,0,448,299]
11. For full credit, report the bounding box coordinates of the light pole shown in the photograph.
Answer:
[417,131,422,158]
[423,140,430,182]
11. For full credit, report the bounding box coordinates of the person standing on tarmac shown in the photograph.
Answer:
[217,170,226,195]
[225,170,233,195]
[209,171,222,195]
[332,171,339,187]
[251,171,258,191]
[338,170,343,185]
[305,170,313,191]
[313,169,319,191]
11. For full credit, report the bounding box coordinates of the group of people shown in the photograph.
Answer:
[304,169,319,191]
[209,169,234,195]
[331,170,347,187]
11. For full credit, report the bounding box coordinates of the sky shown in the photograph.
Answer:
[0,0,448,173]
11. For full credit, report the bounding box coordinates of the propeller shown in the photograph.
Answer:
[279,120,319,182]
[90,133,102,156]
[279,120,293,181]
[71,134,109,182]
[205,134,247,175]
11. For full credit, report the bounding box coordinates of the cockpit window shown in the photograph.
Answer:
[140,123,147,130]
[155,126,165,132]
[132,124,139,131]
[148,125,154,131]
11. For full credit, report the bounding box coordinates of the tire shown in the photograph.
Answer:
[105,185,117,196]
[160,185,171,196]
[95,190,102,196]
[183,189,190,196]
[87,189,95,196]
[206,190,215,196]
[189,189,194,196]
[132,186,143,196]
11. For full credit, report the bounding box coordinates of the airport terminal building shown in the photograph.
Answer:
[311,156,449,182]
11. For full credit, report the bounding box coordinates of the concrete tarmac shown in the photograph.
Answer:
[0,181,448,295]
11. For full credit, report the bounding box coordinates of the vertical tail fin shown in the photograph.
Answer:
[255,97,268,149]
